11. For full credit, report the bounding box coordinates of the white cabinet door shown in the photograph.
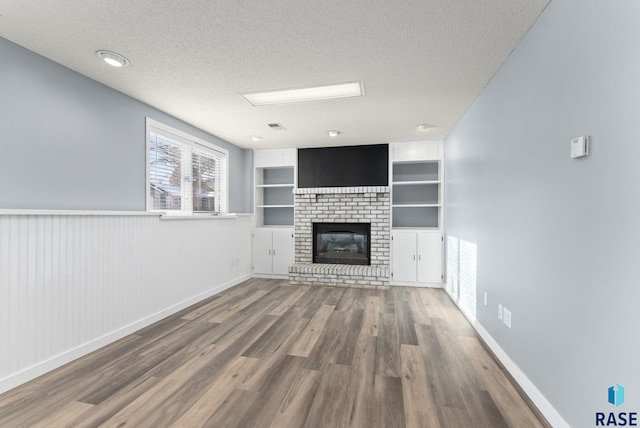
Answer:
[272,228,294,275]
[392,231,417,282]
[253,228,273,275]
[417,232,442,283]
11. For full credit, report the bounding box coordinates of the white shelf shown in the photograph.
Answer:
[392,203,441,208]
[392,226,441,230]
[256,205,295,208]
[256,184,295,188]
[392,180,441,186]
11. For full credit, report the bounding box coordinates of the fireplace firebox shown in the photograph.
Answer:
[313,222,371,265]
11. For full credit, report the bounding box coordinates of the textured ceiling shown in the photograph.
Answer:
[0,0,549,149]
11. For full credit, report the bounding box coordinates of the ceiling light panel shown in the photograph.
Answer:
[241,81,364,106]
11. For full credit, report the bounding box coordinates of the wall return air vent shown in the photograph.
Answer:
[268,123,286,131]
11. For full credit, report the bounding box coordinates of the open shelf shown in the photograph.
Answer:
[391,160,441,229]
[255,166,295,227]
[392,206,439,228]
[393,161,439,182]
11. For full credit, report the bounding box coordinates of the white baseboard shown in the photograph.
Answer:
[444,286,569,428]
[390,281,444,288]
[252,273,289,280]
[0,273,252,395]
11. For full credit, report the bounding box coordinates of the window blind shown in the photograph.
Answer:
[192,149,223,212]
[149,132,183,211]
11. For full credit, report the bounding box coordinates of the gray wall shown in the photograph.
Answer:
[445,1,640,426]
[0,37,251,212]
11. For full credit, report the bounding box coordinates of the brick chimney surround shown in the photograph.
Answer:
[289,186,390,289]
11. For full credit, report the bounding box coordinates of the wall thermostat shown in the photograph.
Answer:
[570,136,589,158]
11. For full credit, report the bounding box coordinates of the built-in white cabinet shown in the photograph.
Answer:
[253,228,294,276]
[390,141,444,286]
[391,230,443,284]
[253,149,296,277]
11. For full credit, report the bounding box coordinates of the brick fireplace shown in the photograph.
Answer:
[289,186,390,289]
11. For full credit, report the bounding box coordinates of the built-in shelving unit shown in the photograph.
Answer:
[255,166,295,226]
[391,160,441,228]
[389,140,444,286]
[252,148,296,277]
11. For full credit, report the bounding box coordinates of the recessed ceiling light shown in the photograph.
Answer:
[96,50,130,67]
[240,82,364,106]
[251,136,263,142]
[328,130,340,137]
[417,124,433,131]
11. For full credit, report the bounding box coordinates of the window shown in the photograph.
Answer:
[146,118,228,214]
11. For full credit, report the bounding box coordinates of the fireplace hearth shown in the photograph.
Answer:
[313,223,370,265]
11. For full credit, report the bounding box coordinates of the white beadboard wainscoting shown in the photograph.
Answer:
[0,212,253,394]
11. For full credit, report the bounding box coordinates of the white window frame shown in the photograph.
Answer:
[146,118,229,214]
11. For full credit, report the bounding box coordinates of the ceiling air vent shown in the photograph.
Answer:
[267,123,286,131]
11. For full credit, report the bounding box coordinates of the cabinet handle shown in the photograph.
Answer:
[418,254,421,261]
[273,249,276,255]
[268,250,271,255]
[413,255,416,261]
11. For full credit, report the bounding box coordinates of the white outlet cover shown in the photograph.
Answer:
[503,308,512,328]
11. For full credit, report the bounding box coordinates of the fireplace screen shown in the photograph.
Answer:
[313,222,371,265]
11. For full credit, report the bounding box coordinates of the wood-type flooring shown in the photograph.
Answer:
[0,278,550,427]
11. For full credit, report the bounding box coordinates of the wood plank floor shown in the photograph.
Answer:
[0,278,550,427]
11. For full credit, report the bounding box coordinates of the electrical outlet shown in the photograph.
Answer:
[484,292,488,306]
[503,308,512,328]
[498,304,503,320]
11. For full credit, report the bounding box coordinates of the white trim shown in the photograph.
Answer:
[160,213,240,220]
[293,186,389,194]
[146,117,152,212]
[252,273,290,280]
[389,281,443,288]
[0,273,251,395]
[444,286,570,428]
[0,209,161,216]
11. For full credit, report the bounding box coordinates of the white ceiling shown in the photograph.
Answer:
[0,0,549,149]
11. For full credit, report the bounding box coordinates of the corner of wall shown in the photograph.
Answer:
[443,285,570,428]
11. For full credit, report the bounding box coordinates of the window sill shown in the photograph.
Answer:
[159,213,251,220]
